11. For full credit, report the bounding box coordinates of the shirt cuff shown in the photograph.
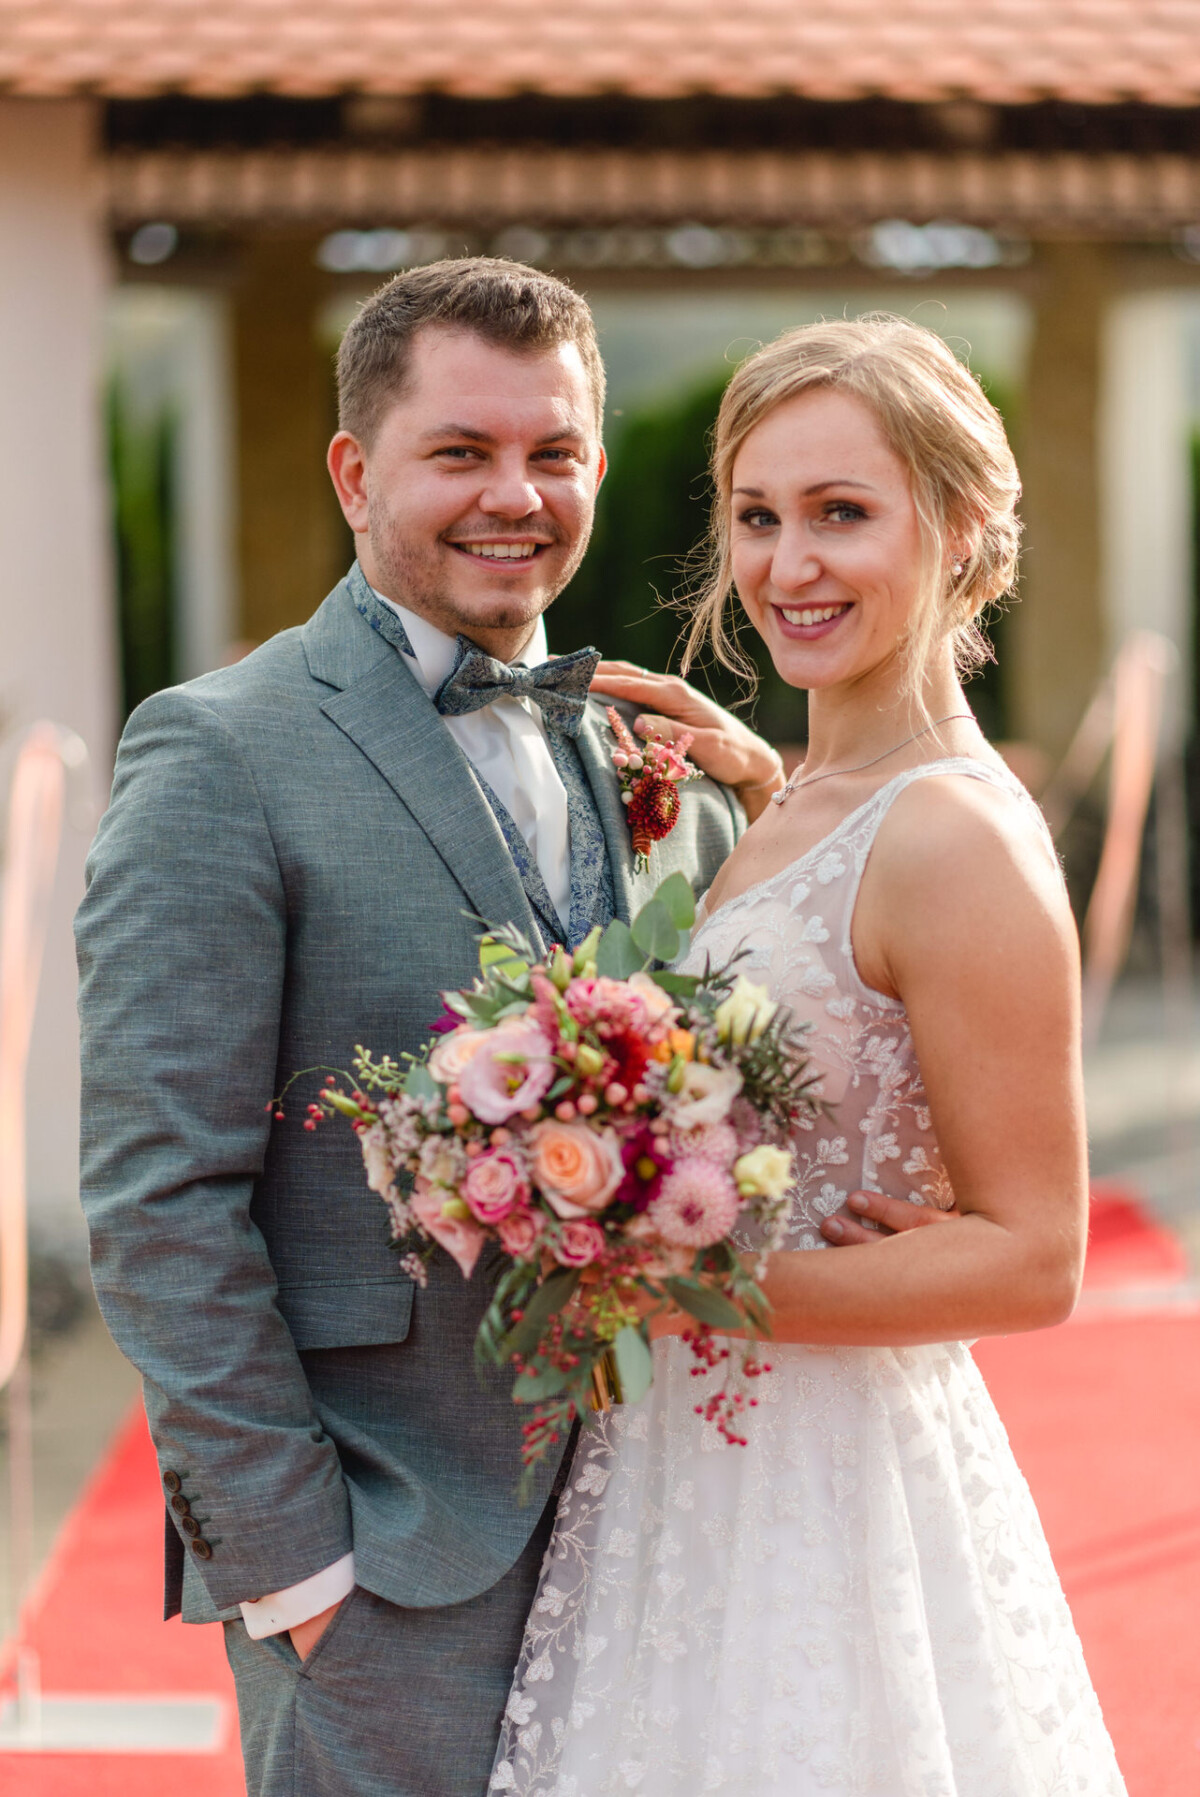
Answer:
[238,1552,356,1640]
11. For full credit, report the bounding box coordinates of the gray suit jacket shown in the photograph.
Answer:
[76,575,742,1622]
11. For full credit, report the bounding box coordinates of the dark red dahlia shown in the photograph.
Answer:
[627,774,681,859]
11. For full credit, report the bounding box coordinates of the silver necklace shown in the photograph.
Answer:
[771,713,976,806]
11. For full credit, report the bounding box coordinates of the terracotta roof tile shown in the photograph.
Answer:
[3,0,1200,105]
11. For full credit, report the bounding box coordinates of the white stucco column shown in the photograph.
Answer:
[0,99,116,1254]
[1098,291,1195,743]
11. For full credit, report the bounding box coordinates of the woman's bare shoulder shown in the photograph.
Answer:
[857,766,1076,994]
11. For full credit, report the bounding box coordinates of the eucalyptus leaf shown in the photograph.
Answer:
[651,971,700,997]
[403,1061,439,1101]
[479,935,526,978]
[512,1361,573,1402]
[654,870,696,930]
[612,1323,654,1404]
[630,898,680,964]
[595,918,646,979]
[663,1277,745,1332]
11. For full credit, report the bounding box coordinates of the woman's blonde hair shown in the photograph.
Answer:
[682,313,1022,703]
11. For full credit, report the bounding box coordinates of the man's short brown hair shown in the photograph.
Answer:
[335,257,606,445]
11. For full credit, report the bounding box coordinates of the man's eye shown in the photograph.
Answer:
[436,446,482,461]
[534,448,575,464]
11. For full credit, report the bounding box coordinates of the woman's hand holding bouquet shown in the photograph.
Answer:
[301,874,819,1493]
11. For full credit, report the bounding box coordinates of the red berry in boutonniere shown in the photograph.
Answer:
[607,707,700,874]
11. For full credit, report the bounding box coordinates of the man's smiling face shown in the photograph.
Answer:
[328,324,605,658]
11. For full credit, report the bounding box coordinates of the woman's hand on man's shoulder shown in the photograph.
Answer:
[589,661,785,820]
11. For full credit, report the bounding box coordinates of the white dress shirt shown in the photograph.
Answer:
[386,596,574,924]
[239,590,576,1640]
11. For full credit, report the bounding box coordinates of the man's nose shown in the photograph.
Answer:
[478,461,544,518]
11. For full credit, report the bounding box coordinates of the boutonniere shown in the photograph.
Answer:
[606,707,700,873]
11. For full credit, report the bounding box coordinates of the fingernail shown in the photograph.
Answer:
[848,1194,870,1213]
[824,1217,844,1240]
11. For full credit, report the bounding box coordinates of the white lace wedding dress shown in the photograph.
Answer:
[491,759,1126,1797]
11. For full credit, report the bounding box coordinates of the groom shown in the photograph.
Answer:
[75,258,782,1796]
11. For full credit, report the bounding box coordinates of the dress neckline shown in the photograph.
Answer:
[699,754,1017,932]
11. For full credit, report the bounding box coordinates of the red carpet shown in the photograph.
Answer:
[0,1406,245,1794]
[1,1186,1195,1795]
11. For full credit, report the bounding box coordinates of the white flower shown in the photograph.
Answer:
[669,1062,743,1130]
[419,1132,468,1189]
[359,1123,398,1198]
[733,1144,794,1200]
[713,975,777,1045]
[505,1692,537,1726]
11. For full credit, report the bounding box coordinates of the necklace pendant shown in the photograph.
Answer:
[771,784,791,806]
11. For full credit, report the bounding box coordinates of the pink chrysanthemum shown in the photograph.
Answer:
[668,1121,740,1168]
[648,1156,741,1249]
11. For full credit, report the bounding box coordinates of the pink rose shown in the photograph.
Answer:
[554,1218,606,1267]
[497,1206,543,1260]
[456,1019,556,1124]
[410,1177,487,1279]
[461,1150,527,1224]
[531,1120,624,1218]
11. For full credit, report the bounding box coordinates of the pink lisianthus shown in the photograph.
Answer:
[496,1204,544,1260]
[531,1120,625,1218]
[553,1218,607,1267]
[648,1156,742,1249]
[410,1177,488,1279]
[456,1019,556,1124]
[461,1149,527,1224]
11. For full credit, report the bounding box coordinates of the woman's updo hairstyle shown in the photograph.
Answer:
[683,313,1022,702]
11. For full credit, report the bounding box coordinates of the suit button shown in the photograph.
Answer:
[163,1471,182,1494]
[179,1515,201,1538]
[190,1538,213,1561]
[170,1494,191,1516]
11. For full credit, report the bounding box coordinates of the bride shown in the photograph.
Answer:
[492,315,1126,1796]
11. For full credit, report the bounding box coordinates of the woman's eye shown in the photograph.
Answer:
[737,507,777,529]
[825,501,867,523]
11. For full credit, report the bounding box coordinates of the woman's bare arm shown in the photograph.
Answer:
[658,776,1087,1347]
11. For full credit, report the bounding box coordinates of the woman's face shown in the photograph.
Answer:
[730,386,929,695]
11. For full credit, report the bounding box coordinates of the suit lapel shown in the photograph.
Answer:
[311,592,540,943]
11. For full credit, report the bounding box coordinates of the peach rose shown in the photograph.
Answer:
[428,1026,490,1085]
[530,1120,624,1218]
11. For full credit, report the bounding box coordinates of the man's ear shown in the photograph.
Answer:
[593,444,607,494]
[328,431,370,534]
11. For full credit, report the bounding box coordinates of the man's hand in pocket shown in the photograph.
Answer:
[289,1599,344,1662]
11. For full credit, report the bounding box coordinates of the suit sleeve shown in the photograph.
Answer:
[75,688,353,1610]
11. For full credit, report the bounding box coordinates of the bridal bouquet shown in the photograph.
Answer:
[300,874,818,1488]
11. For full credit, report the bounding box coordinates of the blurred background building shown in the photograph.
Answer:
[3,0,1200,1251]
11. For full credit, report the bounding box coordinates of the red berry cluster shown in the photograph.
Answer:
[686,1323,773,1447]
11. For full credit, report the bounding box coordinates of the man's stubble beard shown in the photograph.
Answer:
[366,509,592,645]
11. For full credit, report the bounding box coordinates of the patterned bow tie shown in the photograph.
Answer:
[434,640,601,738]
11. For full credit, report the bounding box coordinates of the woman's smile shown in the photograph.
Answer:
[772,600,853,640]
